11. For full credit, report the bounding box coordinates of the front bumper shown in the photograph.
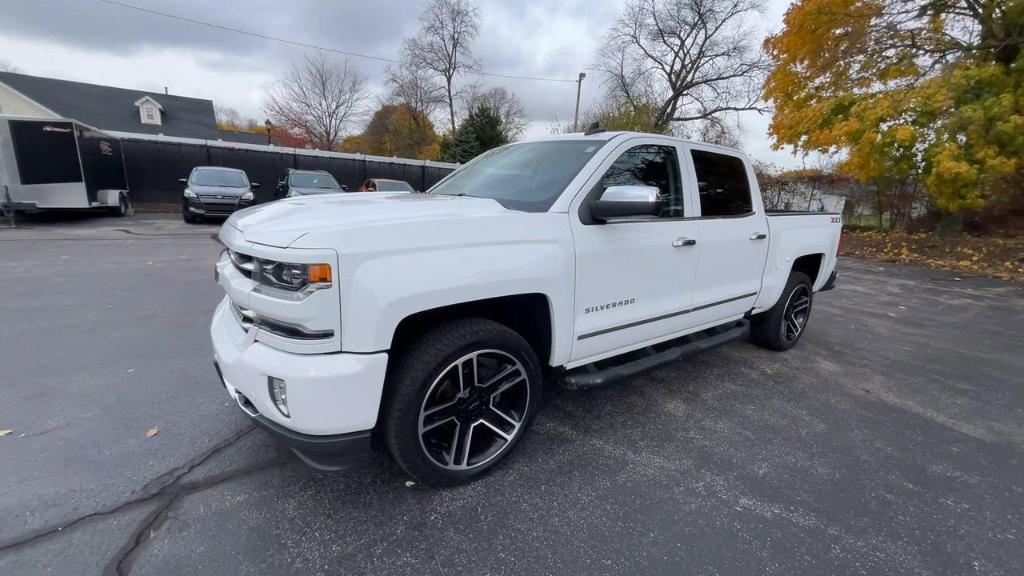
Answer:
[211,298,388,468]
[185,197,253,216]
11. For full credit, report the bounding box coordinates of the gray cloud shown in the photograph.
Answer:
[0,0,803,165]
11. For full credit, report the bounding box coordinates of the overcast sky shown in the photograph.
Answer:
[0,0,814,168]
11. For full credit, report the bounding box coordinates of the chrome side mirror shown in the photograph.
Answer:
[591,185,663,221]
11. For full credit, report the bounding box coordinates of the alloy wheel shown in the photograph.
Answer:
[417,349,530,470]
[782,284,811,344]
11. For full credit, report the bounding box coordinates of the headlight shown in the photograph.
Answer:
[184,188,198,198]
[241,191,254,201]
[253,258,332,295]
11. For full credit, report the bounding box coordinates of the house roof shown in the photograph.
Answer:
[0,71,238,141]
[216,129,268,145]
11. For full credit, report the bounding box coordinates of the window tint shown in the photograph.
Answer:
[289,171,340,189]
[377,180,414,192]
[600,145,683,217]
[191,169,248,188]
[691,150,752,217]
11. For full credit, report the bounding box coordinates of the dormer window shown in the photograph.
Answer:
[134,96,163,126]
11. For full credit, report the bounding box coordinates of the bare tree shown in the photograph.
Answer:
[385,62,446,126]
[0,60,22,73]
[467,87,528,141]
[264,52,371,150]
[402,0,481,132]
[214,105,244,127]
[597,0,770,133]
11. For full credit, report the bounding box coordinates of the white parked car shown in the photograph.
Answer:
[212,131,841,485]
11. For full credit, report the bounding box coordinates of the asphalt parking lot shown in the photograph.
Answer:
[1,213,1022,576]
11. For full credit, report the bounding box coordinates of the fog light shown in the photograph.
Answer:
[268,376,289,418]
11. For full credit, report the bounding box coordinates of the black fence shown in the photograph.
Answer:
[120,138,457,204]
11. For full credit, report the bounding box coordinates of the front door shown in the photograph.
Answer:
[570,140,701,366]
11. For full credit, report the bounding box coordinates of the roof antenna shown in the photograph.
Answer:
[584,122,604,136]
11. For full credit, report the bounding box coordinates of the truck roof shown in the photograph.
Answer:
[522,131,747,156]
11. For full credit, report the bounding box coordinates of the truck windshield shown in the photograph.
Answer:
[430,140,606,212]
[290,172,340,190]
[191,169,248,188]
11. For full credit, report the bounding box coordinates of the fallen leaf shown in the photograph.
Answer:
[760,367,776,375]
[127,368,135,373]
[0,429,12,437]
[146,426,161,438]
[898,306,907,310]
[404,480,417,488]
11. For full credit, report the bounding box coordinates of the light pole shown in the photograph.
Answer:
[264,119,273,145]
[573,72,586,132]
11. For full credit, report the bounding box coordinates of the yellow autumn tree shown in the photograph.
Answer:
[764,0,1024,220]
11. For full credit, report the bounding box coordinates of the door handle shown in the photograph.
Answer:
[672,237,697,247]
[749,232,767,240]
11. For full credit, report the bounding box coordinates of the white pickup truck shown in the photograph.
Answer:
[212,131,841,485]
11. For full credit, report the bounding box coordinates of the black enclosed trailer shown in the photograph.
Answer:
[0,115,130,216]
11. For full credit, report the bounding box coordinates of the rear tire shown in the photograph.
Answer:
[383,318,543,486]
[751,271,814,351]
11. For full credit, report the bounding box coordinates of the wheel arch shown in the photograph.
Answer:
[791,253,823,286]
[389,293,555,368]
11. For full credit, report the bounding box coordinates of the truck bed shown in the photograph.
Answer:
[766,210,841,216]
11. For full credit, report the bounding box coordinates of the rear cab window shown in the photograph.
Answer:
[691,150,752,217]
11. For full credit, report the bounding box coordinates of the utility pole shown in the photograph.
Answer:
[573,72,586,132]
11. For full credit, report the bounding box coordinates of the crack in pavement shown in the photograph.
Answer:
[0,425,260,554]
[110,457,290,576]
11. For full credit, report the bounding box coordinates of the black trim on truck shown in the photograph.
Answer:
[577,292,757,340]
[253,414,372,471]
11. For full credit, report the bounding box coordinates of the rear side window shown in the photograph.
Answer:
[691,150,752,217]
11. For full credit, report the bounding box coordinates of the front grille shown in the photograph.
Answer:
[199,194,239,201]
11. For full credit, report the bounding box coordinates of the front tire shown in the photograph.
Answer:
[383,318,543,486]
[182,209,199,224]
[751,271,814,351]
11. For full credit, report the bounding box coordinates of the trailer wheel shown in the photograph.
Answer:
[111,194,128,217]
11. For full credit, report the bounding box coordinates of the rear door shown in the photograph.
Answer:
[684,146,769,326]
[569,138,701,365]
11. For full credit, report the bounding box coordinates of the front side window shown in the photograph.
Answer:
[191,169,248,188]
[692,150,752,217]
[599,144,683,217]
[430,140,606,212]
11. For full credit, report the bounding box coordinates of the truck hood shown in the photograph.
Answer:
[227,192,510,247]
